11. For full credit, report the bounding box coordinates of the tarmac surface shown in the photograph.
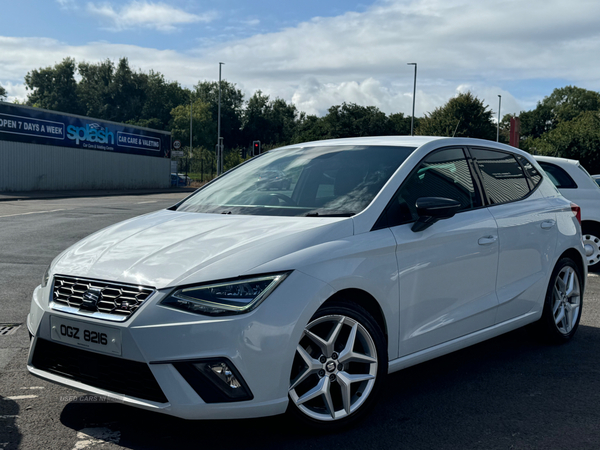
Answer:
[0,187,197,202]
[1,192,600,450]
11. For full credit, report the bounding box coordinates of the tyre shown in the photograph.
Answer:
[287,301,387,430]
[536,258,583,343]
[582,223,600,272]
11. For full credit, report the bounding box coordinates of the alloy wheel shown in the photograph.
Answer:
[551,265,581,335]
[289,314,378,421]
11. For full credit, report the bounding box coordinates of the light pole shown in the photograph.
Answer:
[188,96,192,183]
[497,95,501,142]
[217,62,224,175]
[407,63,417,136]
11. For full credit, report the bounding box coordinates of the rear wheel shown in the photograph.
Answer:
[287,301,387,430]
[536,258,583,343]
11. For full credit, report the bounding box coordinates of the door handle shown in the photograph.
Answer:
[478,235,498,246]
[541,220,556,230]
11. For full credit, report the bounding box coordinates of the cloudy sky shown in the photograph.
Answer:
[1,0,599,119]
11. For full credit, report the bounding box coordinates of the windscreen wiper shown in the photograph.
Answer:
[305,212,355,217]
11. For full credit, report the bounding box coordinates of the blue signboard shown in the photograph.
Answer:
[0,102,170,158]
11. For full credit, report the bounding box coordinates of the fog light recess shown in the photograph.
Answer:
[172,358,253,403]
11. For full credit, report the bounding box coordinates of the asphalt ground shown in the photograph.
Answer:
[1,193,599,450]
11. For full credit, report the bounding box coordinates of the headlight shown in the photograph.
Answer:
[41,266,51,288]
[160,273,289,316]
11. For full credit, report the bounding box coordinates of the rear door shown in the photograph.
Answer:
[470,148,558,323]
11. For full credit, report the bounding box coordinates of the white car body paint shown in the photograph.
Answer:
[27,137,586,421]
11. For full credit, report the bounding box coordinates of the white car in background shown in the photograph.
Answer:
[27,137,586,429]
[535,156,600,271]
[593,174,600,187]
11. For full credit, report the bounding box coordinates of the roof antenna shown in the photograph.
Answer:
[452,119,461,137]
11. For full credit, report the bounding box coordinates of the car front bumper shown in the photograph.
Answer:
[26,270,333,420]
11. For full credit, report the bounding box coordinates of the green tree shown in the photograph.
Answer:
[194,80,245,149]
[77,58,188,130]
[292,113,329,143]
[520,86,600,139]
[0,84,7,101]
[77,59,115,119]
[136,71,189,130]
[243,91,299,147]
[417,92,496,140]
[388,112,413,135]
[108,58,148,124]
[170,98,212,148]
[526,111,600,173]
[25,57,82,114]
[322,102,392,138]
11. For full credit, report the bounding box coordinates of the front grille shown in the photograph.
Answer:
[52,276,154,321]
[32,338,168,403]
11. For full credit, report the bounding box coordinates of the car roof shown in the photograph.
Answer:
[276,136,445,149]
[533,155,580,166]
[274,136,533,153]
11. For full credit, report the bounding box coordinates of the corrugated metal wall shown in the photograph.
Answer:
[0,141,170,192]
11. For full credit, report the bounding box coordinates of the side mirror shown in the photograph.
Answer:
[411,197,462,232]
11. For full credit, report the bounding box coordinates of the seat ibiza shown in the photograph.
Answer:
[27,136,586,429]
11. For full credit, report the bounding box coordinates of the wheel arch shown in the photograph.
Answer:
[558,247,586,282]
[321,288,388,342]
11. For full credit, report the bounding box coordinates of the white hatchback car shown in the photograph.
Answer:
[534,156,600,271]
[28,137,586,429]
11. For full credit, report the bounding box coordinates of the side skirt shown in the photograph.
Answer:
[388,311,540,374]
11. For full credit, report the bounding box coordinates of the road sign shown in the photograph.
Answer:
[171,150,184,157]
[173,140,182,150]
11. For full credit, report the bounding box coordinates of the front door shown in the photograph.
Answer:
[385,147,499,356]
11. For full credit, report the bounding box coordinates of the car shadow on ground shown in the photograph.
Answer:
[59,325,600,450]
[0,397,21,450]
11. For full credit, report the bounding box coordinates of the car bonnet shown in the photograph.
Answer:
[49,209,354,289]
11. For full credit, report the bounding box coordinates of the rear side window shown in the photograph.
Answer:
[471,148,530,204]
[537,162,578,189]
[383,147,481,226]
[516,155,542,190]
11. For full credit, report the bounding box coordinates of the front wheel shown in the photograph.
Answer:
[287,301,387,430]
[535,258,583,343]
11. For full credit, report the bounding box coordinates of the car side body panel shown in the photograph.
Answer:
[391,208,499,357]
[490,190,559,324]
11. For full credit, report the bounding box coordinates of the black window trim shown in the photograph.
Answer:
[466,146,541,208]
[372,146,487,231]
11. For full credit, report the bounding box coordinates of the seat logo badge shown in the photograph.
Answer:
[80,287,102,311]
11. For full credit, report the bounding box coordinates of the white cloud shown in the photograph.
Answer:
[3,0,600,117]
[56,0,79,10]
[1,81,28,103]
[87,1,216,32]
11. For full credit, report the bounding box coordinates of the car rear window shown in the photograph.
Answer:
[537,162,578,189]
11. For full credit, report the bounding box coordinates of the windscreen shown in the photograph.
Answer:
[176,145,416,217]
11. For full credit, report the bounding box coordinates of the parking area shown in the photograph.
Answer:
[1,193,600,450]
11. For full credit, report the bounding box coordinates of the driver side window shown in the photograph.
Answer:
[385,148,481,227]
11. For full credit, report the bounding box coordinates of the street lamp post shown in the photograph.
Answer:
[407,63,417,136]
[497,95,502,142]
[217,62,225,176]
[188,97,192,183]
[217,62,224,175]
